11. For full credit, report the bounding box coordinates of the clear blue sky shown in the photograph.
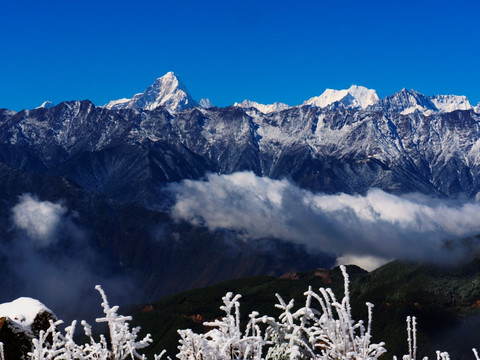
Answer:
[1,0,479,111]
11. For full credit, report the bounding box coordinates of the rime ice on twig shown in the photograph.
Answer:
[28,285,164,360]
[95,285,153,359]
[265,265,386,360]
[177,292,267,360]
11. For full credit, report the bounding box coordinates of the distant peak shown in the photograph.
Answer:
[36,101,55,109]
[104,72,198,112]
[155,71,180,83]
[304,85,379,109]
[347,85,365,91]
[199,98,214,109]
[234,99,290,114]
[430,94,472,113]
[381,89,473,114]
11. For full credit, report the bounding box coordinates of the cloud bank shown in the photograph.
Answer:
[168,172,480,268]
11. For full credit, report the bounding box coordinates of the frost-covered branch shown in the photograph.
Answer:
[28,286,164,360]
[177,292,268,360]
[264,265,386,360]
[95,285,153,359]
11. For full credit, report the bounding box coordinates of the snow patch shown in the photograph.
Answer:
[0,297,52,328]
[400,105,433,115]
[104,98,130,108]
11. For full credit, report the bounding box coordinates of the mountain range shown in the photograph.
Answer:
[3,72,480,201]
[100,71,480,115]
[2,72,480,318]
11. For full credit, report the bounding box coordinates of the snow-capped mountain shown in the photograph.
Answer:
[233,99,290,114]
[101,72,476,116]
[1,73,480,202]
[104,72,198,112]
[302,86,474,115]
[303,85,379,109]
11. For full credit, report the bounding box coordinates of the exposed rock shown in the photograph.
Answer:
[0,316,32,360]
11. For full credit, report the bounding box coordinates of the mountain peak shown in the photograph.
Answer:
[303,85,379,110]
[381,89,473,114]
[104,72,198,112]
[430,94,472,112]
[233,99,290,114]
[152,71,181,88]
[36,101,55,109]
[163,70,176,77]
[199,98,214,109]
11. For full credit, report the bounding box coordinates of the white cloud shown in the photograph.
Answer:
[167,172,480,266]
[12,194,67,246]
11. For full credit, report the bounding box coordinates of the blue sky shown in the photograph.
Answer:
[1,0,479,111]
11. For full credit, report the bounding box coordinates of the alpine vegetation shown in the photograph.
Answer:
[5,266,477,360]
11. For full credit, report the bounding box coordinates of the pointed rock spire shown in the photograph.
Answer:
[104,72,198,112]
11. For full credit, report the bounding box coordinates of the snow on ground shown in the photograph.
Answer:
[0,297,53,328]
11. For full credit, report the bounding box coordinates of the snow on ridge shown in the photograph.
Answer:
[104,98,130,109]
[0,297,53,328]
[400,105,433,116]
[234,99,290,114]
[303,85,379,110]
